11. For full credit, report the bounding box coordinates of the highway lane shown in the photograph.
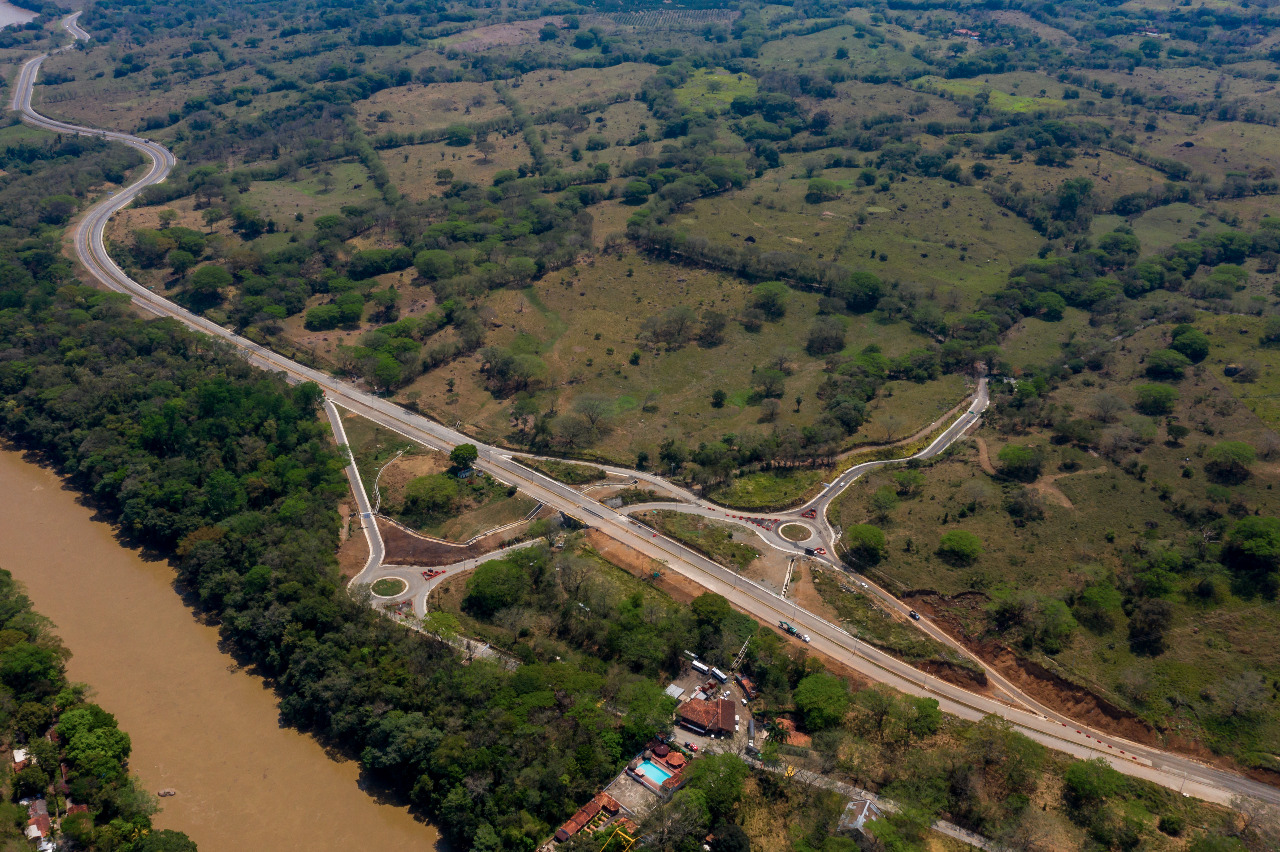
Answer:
[322,398,384,578]
[16,14,1280,808]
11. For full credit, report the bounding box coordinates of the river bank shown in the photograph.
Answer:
[0,2,36,29]
[0,447,440,852]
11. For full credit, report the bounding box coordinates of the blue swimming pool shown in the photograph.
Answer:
[637,760,673,784]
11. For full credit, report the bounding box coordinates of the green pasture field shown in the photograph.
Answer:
[966,145,1170,209]
[816,79,967,127]
[998,309,1094,372]
[682,170,1042,312]
[673,68,758,113]
[755,23,925,78]
[912,74,1070,113]
[1200,313,1280,430]
[548,101,653,171]
[239,161,379,225]
[1092,202,1228,254]
[399,251,956,464]
[0,121,55,145]
[1137,114,1280,185]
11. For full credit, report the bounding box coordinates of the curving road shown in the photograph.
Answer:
[15,14,1280,808]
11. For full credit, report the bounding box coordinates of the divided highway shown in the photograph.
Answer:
[15,14,1280,808]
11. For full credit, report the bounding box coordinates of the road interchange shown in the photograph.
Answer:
[14,13,1280,808]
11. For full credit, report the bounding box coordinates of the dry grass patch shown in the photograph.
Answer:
[357,80,510,135]
[514,63,653,108]
[381,136,531,200]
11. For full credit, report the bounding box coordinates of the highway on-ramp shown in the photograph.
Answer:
[15,13,1280,809]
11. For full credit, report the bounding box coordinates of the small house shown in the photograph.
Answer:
[838,798,884,837]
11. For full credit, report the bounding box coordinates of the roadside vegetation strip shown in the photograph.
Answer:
[708,385,982,513]
[639,509,760,571]
[520,457,607,485]
[810,569,985,679]
[708,467,830,512]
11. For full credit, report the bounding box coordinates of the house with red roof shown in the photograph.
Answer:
[676,698,735,735]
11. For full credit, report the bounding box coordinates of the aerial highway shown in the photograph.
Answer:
[15,13,1280,808]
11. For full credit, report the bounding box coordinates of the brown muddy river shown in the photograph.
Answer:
[0,448,439,852]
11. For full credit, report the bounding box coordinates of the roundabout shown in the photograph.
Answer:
[778,523,814,543]
[371,577,408,598]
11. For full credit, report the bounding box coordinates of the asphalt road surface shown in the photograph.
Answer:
[17,14,1280,808]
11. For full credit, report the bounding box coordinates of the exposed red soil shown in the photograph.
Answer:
[379,516,535,566]
[974,436,997,476]
[335,500,369,581]
[918,659,990,693]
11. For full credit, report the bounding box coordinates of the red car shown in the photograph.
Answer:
[802,509,817,519]
[813,547,826,555]
[684,741,699,752]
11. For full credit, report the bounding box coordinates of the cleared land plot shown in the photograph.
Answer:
[397,253,956,463]
[683,171,1042,310]
[1092,202,1230,254]
[913,73,1071,113]
[443,16,562,52]
[1136,115,1280,184]
[816,80,966,127]
[515,63,653,110]
[673,68,757,113]
[381,136,531,200]
[969,147,1170,208]
[756,25,928,78]
[547,101,653,171]
[239,161,379,224]
[356,81,510,135]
